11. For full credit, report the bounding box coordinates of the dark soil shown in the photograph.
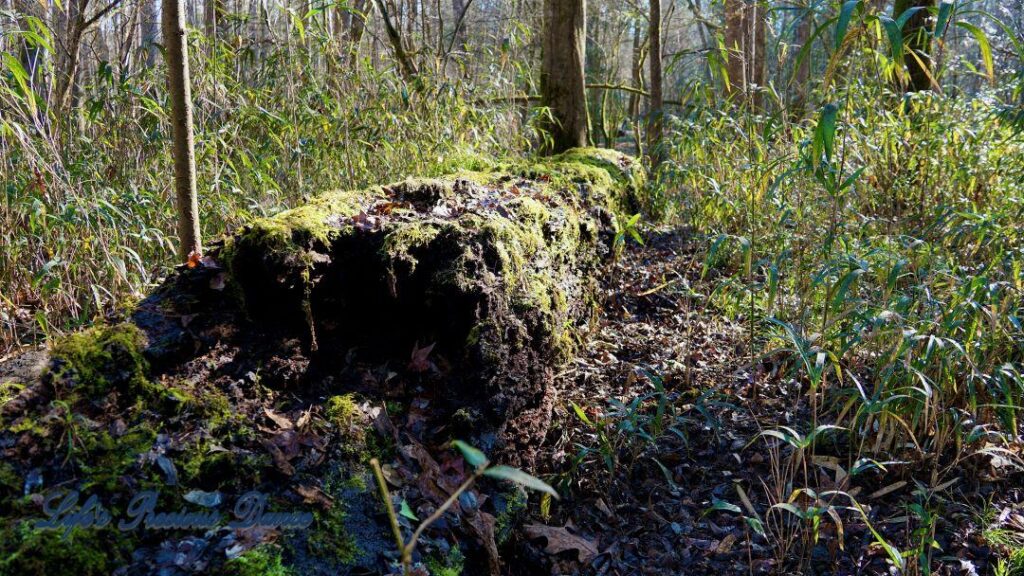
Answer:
[1,227,1022,576]
[511,229,1024,576]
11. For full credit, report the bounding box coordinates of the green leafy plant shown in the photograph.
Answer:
[369,441,557,576]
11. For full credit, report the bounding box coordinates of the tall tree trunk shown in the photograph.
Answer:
[540,0,587,154]
[451,0,467,49]
[13,0,46,90]
[162,0,202,260]
[348,0,368,65]
[648,0,664,166]
[204,0,219,38]
[142,0,161,66]
[724,0,766,106]
[685,0,714,85]
[793,0,812,107]
[724,0,746,96]
[372,0,418,79]
[627,22,644,118]
[894,0,936,91]
[750,1,765,93]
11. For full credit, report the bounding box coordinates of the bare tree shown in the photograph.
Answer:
[793,0,813,107]
[373,0,418,79]
[53,1,124,116]
[540,0,588,154]
[648,0,664,166]
[724,0,766,105]
[141,0,159,66]
[894,0,937,91]
[162,0,202,260]
[13,0,46,89]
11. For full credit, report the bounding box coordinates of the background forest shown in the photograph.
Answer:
[1,0,1020,350]
[1,0,1024,575]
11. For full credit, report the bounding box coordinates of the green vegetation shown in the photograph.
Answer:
[43,323,155,402]
[1,0,1023,574]
[0,523,132,576]
[221,545,294,576]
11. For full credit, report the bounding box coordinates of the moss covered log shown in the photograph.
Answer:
[0,148,643,575]
[221,147,643,457]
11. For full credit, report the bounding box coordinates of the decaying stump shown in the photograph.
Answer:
[215,147,644,457]
[0,148,644,574]
[6,149,644,462]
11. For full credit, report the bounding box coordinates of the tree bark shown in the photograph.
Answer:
[348,0,368,65]
[13,0,46,89]
[627,22,644,118]
[724,0,766,105]
[894,0,936,91]
[540,0,588,154]
[372,0,419,79]
[162,0,202,260]
[648,0,664,166]
[204,0,222,38]
[793,0,812,106]
[724,0,745,96]
[451,0,468,50]
[142,0,160,67]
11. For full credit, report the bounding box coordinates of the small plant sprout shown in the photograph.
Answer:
[370,440,557,575]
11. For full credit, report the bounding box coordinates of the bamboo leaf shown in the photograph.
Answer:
[483,465,560,498]
[956,21,994,84]
[451,440,489,469]
[835,1,861,51]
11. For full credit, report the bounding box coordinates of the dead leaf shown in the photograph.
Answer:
[715,533,737,555]
[295,484,333,509]
[263,439,295,476]
[408,341,436,373]
[263,407,293,430]
[465,510,501,576]
[295,409,312,430]
[869,480,906,499]
[524,523,599,563]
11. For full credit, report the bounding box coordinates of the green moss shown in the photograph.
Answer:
[193,387,237,433]
[307,506,358,563]
[78,422,157,492]
[425,544,465,576]
[0,523,132,576]
[221,544,293,576]
[44,323,160,406]
[325,394,359,428]
[382,221,443,274]
[0,380,22,414]
[493,488,528,545]
[0,462,19,495]
[180,444,265,491]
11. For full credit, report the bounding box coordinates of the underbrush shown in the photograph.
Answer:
[0,31,529,351]
[653,82,1024,573]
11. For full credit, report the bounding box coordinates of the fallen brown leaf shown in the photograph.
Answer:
[524,523,599,563]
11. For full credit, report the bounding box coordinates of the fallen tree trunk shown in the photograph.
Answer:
[0,148,644,574]
[7,148,644,456]
[219,147,643,456]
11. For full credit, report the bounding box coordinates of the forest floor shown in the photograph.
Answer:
[512,229,1024,576]
[1,229,1022,576]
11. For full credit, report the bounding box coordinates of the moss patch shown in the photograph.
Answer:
[220,544,293,576]
[307,506,359,563]
[43,323,161,406]
[0,523,133,576]
[213,148,644,461]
